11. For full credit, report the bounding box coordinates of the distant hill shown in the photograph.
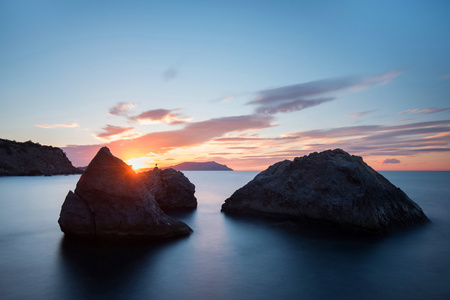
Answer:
[0,138,81,176]
[171,161,233,171]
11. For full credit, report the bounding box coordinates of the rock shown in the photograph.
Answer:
[221,149,430,234]
[139,167,197,210]
[0,139,81,176]
[58,147,192,239]
[171,161,233,171]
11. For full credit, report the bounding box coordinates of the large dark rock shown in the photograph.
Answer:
[139,167,197,210]
[0,139,80,176]
[221,149,430,233]
[58,147,192,239]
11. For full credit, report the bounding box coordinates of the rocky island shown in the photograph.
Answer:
[221,149,430,234]
[0,138,80,176]
[139,167,197,210]
[171,161,233,171]
[58,147,192,239]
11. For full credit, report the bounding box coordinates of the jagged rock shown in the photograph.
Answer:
[221,149,430,233]
[0,139,80,176]
[139,167,197,210]
[58,147,192,238]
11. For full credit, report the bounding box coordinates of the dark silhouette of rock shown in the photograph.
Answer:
[222,149,430,233]
[58,147,192,239]
[139,167,197,210]
[171,161,233,171]
[0,139,81,176]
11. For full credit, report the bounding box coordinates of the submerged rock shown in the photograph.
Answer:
[139,167,197,210]
[221,149,430,234]
[58,147,192,239]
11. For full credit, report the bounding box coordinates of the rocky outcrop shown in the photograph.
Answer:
[139,167,197,210]
[171,161,233,171]
[0,139,80,176]
[221,149,430,233]
[58,147,192,239]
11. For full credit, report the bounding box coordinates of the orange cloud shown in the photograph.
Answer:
[63,114,273,166]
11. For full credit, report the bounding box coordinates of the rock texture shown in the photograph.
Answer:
[222,149,430,233]
[171,161,233,171]
[0,139,80,176]
[139,167,197,210]
[58,147,192,238]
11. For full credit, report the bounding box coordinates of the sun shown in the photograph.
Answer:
[125,157,153,171]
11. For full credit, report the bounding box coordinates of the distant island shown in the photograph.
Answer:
[171,161,233,171]
[0,138,80,176]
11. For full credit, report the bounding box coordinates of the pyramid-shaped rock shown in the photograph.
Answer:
[221,149,429,233]
[58,147,192,238]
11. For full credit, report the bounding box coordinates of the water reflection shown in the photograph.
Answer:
[56,235,190,300]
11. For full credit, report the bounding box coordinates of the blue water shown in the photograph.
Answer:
[0,171,449,300]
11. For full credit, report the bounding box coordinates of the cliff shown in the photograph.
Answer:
[0,139,80,176]
[222,149,430,234]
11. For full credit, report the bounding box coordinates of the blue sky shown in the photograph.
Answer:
[1,1,449,170]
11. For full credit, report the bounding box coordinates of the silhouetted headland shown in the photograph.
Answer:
[0,138,81,176]
[222,149,430,234]
[171,161,233,171]
[58,147,192,239]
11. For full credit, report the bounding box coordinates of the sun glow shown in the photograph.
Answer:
[125,157,154,171]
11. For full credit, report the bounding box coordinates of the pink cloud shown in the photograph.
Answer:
[398,108,450,115]
[108,102,136,116]
[95,125,135,140]
[348,110,377,118]
[129,109,189,125]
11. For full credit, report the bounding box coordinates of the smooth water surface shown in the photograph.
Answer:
[0,171,449,300]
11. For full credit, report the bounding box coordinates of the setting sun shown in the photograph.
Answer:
[125,157,154,171]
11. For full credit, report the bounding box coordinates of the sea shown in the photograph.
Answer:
[0,171,449,300]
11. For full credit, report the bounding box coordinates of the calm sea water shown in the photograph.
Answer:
[0,171,449,300]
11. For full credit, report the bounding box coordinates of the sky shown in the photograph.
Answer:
[1,0,449,171]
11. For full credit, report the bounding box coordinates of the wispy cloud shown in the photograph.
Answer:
[348,110,378,118]
[162,67,178,81]
[109,102,136,116]
[94,125,135,141]
[221,96,234,103]
[398,108,450,115]
[256,97,335,115]
[34,122,79,129]
[382,158,400,164]
[248,70,402,115]
[293,120,450,157]
[129,109,190,125]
